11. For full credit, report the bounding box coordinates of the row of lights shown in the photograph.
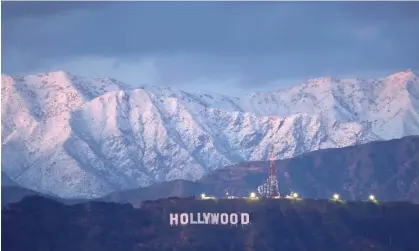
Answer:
[332,193,377,202]
[249,192,378,202]
[201,193,217,200]
[203,192,377,202]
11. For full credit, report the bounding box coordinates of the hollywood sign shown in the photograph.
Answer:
[170,212,250,226]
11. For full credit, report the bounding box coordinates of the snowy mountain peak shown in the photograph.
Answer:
[386,69,417,82]
[2,70,419,198]
[306,76,336,84]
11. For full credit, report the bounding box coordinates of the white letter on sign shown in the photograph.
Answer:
[180,213,188,225]
[241,213,250,225]
[220,213,228,225]
[190,213,197,224]
[170,213,179,226]
[203,213,211,224]
[210,213,219,224]
[230,213,238,225]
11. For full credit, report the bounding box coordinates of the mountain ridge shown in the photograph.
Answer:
[100,135,419,206]
[2,136,419,205]
[2,70,419,198]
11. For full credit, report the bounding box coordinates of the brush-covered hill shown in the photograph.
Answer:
[1,186,54,206]
[0,186,87,206]
[2,196,419,251]
[100,135,419,205]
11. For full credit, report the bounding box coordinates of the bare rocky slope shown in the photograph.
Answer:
[2,70,419,198]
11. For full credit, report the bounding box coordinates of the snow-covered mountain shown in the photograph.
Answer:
[2,70,419,198]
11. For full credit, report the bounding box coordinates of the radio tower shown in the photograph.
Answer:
[257,145,280,198]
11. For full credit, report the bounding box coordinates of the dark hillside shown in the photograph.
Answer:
[2,196,419,251]
[1,186,87,206]
[100,136,419,205]
[204,136,419,201]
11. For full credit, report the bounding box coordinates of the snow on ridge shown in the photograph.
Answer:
[1,70,419,198]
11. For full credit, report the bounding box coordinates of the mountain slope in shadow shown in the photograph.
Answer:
[1,186,87,206]
[1,172,18,186]
[100,136,419,205]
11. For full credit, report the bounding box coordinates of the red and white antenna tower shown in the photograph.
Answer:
[257,145,280,198]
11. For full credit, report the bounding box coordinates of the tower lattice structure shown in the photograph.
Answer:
[257,145,280,198]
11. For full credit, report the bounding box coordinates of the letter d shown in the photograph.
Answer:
[241,213,250,225]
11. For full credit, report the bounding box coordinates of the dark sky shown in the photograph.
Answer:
[2,1,419,94]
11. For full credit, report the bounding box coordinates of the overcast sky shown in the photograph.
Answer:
[2,1,419,94]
